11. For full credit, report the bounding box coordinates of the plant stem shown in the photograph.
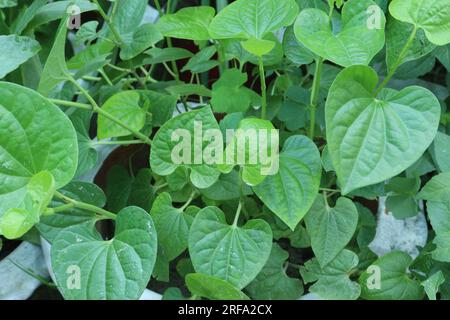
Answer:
[68,77,152,145]
[232,201,243,227]
[45,203,75,215]
[55,191,116,220]
[92,0,123,45]
[153,182,168,192]
[49,98,91,110]
[374,26,418,96]
[180,191,197,211]
[319,187,340,193]
[258,56,267,120]
[309,57,324,139]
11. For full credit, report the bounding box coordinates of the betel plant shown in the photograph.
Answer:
[0,0,449,300]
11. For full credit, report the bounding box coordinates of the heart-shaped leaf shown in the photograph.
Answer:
[294,0,386,67]
[253,135,322,230]
[305,196,358,267]
[326,65,441,194]
[189,206,272,289]
[120,23,163,60]
[389,0,450,46]
[0,35,41,79]
[150,107,221,189]
[51,206,157,300]
[186,273,249,300]
[156,6,215,41]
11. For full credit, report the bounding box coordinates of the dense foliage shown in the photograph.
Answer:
[0,0,450,300]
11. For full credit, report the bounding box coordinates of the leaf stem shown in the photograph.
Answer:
[374,26,418,96]
[92,0,123,45]
[49,98,91,110]
[258,56,267,120]
[232,201,243,227]
[309,57,324,139]
[319,187,340,193]
[180,191,197,211]
[54,191,116,220]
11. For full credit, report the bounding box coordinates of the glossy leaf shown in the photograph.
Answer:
[0,35,40,79]
[120,23,163,60]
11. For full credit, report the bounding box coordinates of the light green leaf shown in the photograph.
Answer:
[246,243,303,300]
[432,132,450,173]
[326,65,441,194]
[181,46,219,73]
[209,0,299,40]
[305,196,358,267]
[11,0,47,35]
[150,192,194,261]
[150,107,221,189]
[300,249,361,300]
[427,201,450,262]
[186,273,250,300]
[97,91,146,140]
[359,251,424,300]
[38,16,70,97]
[52,206,157,300]
[417,172,450,203]
[294,0,386,67]
[282,26,315,66]
[422,271,445,300]
[156,6,215,41]
[241,37,275,57]
[144,47,194,65]
[0,82,78,222]
[189,206,272,289]
[211,69,252,113]
[112,0,147,37]
[120,23,163,60]
[0,0,17,8]
[253,135,322,230]
[75,21,99,46]
[389,0,450,46]
[0,35,41,79]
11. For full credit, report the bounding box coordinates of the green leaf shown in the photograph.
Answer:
[156,6,215,41]
[0,82,78,220]
[417,172,450,203]
[0,35,41,79]
[389,0,450,46]
[150,192,194,261]
[120,24,163,60]
[181,46,219,73]
[209,0,299,40]
[282,26,315,66]
[199,170,248,201]
[432,132,450,173]
[138,90,177,127]
[97,91,146,140]
[241,37,275,57]
[326,65,441,194]
[305,196,358,267]
[150,107,221,189]
[386,18,436,73]
[246,243,303,300]
[75,21,99,46]
[253,135,322,230]
[186,273,250,300]
[434,44,450,71]
[427,201,450,262]
[38,16,70,97]
[52,206,157,300]
[359,251,424,300]
[294,0,386,67]
[189,206,272,289]
[112,0,147,37]
[38,181,106,243]
[144,47,193,65]
[386,195,419,219]
[11,0,47,35]
[0,0,17,8]
[127,169,155,212]
[300,249,361,300]
[106,166,134,213]
[0,171,55,239]
[422,271,445,300]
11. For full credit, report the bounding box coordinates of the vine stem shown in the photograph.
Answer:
[49,98,91,110]
[92,0,123,46]
[258,56,267,120]
[68,77,152,145]
[54,191,117,220]
[232,201,243,227]
[374,26,418,96]
[180,191,197,211]
[309,57,324,139]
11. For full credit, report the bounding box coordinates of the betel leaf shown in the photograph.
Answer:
[211,68,252,113]
[426,201,450,262]
[120,23,163,60]
[97,91,146,140]
[417,172,450,203]
[0,82,77,220]
[253,135,322,230]
[389,0,450,46]
[300,249,361,300]
[432,132,450,173]
[326,65,441,194]
[0,35,41,79]
[38,181,106,243]
[189,206,272,289]
[421,271,445,300]
[51,206,157,300]
[144,47,194,65]
[156,6,215,41]
[282,26,315,66]
[304,196,358,267]
[38,16,70,97]
[111,0,147,37]
[209,0,299,43]
[294,0,386,67]
[150,107,221,189]
[75,21,99,45]
[359,251,424,300]
[150,192,194,261]
[219,118,278,186]
[246,243,303,300]
[186,273,249,300]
